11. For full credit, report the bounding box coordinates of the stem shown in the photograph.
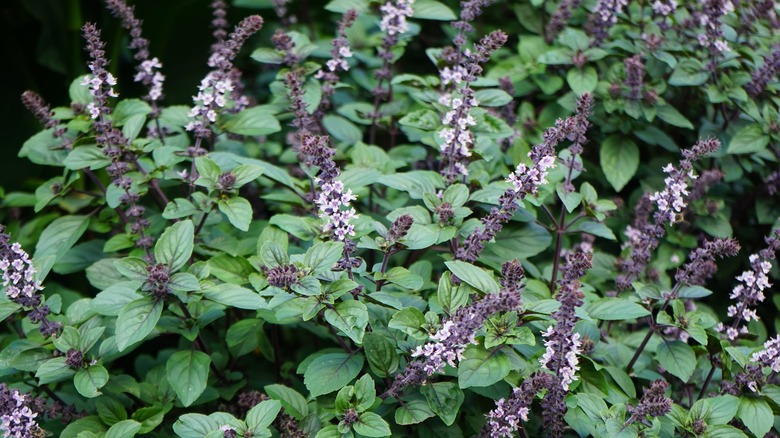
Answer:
[626,283,683,373]
[698,361,717,400]
[548,206,567,292]
[177,302,228,384]
[374,249,395,293]
[194,203,215,236]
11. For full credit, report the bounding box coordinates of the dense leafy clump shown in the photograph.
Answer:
[4,0,780,436]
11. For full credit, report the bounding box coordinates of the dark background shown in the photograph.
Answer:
[0,0,271,194]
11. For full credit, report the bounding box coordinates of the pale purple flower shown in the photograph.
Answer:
[315,180,359,241]
[0,384,42,438]
[379,0,414,36]
[390,261,525,393]
[187,15,263,139]
[751,335,780,372]
[652,0,677,16]
[106,0,165,103]
[456,94,593,263]
[716,230,780,341]
[586,0,629,45]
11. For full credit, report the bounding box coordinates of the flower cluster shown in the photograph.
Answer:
[82,23,155,251]
[536,251,591,437]
[674,238,740,286]
[652,0,678,16]
[81,24,119,121]
[716,229,780,341]
[482,372,554,437]
[438,30,507,182]
[0,226,61,337]
[379,0,414,36]
[106,0,165,103]
[746,44,780,97]
[266,264,300,289]
[456,93,593,263]
[390,261,524,394]
[751,335,780,372]
[210,0,229,53]
[315,180,359,241]
[546,0,583,42]
[438,90,478,179]
[586,0,629,45]
[20,91,71,149]
[617,139,720,290]
[371,0,414,133]
[541,251,590,390]
[624,55,645,100]
[187,15,263,140]
[316,10,357,115]
[451,0,496,47]
[271,0,295,26]
[385,214,414,243]
[696,0,734,54]
[0,384,42,438]
[625,380,673,427]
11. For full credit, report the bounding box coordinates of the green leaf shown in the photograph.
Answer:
[195,157,222,189]
[260,241,289,268]
[656,105,694,130]
[64,146,111,170]
[173,414,219,438]
[246,400,282,432]
[363,333,399,377]
[394,396,435,425]
[34,215,89,279]
[105,420,142,438]
[588,298,650,320]
[437,272,468,315]
[96,397,128,425]
[304,241,344,274]
[231,164,264,188]
[323,115,362,144]
[668,59,708,86]
[382,267,424,290]
[566,67,598,94]
[657,341,696,382]
[354,412,392,437]
[264,384,308,420]
[115,257,149,281]
[154,220,194,273]
[221,107,281,136]
[324,300,369,344]
[458,346,511,388]
[600,136,639,192]
[727,123,769,154]
[473,89,513,107]
[698,395,739,425]
[303,353,364,397]
[36,357,75,384]
[218,197,253,231]
[444,261,500,294]
[678,286,713,299]
[412,0,457,20]
[388,307,426,338]
[204,284,265,310]
[324,0,370,14]
[737,397,772,438]
[115,298,163,351]
[421,382,464,426]
[74,365,110,398]
[113,99,151,125]
[166,350,211,407]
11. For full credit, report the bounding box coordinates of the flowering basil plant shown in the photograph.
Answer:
[4,0,780,436]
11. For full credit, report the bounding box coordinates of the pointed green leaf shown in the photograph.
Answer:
[166,350,211,407]
[115,298,163,351]
[154,220,194,273]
